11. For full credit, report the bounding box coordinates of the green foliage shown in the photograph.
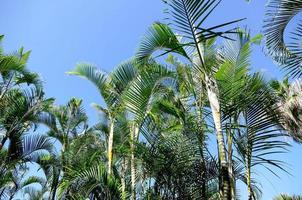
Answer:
[1,1,301,199]
[263,0,302,78]
[274,194,302,200]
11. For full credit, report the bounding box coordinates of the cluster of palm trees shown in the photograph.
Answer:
[1,0,302,199]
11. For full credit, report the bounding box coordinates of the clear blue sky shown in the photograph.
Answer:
[0,0,301,199]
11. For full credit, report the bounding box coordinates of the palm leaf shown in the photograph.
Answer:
[136,22,189,62]
[58,162,121,199]
[68,63,110,103]
[21,134,54,162]
[122,63,175,122]
[263,0,302,78]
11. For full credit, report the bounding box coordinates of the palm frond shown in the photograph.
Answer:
[58,162,121,199]
[234,81,290,175]
[263,0,302,78]
[68,63,110,103]
[122,62,175,122]
[110,60,138,93]
[165,0,242,40]
[270,79,302,142]
[136,22,189,62]
[21,176,46,188]
[273,194,302,200]
[21,134,54,162]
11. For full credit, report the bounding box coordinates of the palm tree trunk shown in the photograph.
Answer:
[246,149,252,200]
[196,96,207,199]
[205,75,231,199]
[121,157,128,200]
[50,189,57,200]
[130,124,139,200]
[247,165,252,200]
[0,136,8,150]
[227,128,236,200]
[195,97,208,199]
[0,188,5,198]
[108,118,115,175]
[200,149,207,199]
[194,38,231,199]
[61,141,68,173]
[49,170,60,200]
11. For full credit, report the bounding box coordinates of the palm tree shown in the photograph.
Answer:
[0,1,298,198]
[0,35,56,200]
[36,97,130,199]
[0,36,44,150]
[216,30,289,200]
[57,131,121,199]
[68,60,137,176]
[38,98,88,153]
[35,98,88,199]
[35,153,60,200]
[0,81,54,200]
[137,104,220,199]
[0,132,54,199]
[122,61,177,199]
[135,0,243,197]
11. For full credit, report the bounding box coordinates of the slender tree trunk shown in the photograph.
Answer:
[108,118,115,175]
[0,136,8,150]
[196,97,207,199]
[0,188,5,198]
[50,188,57,200]
[200,149,207,199]
[205,75,231,200]
[227,128,236,200]
[61,141,68,173]
[130,124,139,200]
[246,147,252,200]
[50,175,59,200]
[121,157,128,200]
[247,166,252,200]
[194,39,231,199]
[9,193,14,200]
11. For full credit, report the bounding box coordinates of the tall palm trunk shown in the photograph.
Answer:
[108,118,115,175]
[247,167,252,200]
[61,141,68,172]
[0,188,5,199]
[246,144,252,200]
[130,124,139,200]
[200,146,207,198]
[227,127,236,200]
[205,75,230,199]
[0,136,8,150]
[50,188,57,200]
[194,39,231,198]
[9,194,14,200]
[121,157,128,200]
[196,95,207,198]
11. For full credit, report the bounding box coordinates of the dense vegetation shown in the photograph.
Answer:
[1,0,302,199]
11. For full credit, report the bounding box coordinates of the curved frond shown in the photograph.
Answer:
[122,62,175,122]
[263,0,302,78]
[136,22,189,62]
[58,163,121,199]
[21,134,54,162]
[68,63,110,102]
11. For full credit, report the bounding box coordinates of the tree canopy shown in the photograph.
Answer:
[1,0,302,199]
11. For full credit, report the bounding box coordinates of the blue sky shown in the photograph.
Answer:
[0,0,301,199]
